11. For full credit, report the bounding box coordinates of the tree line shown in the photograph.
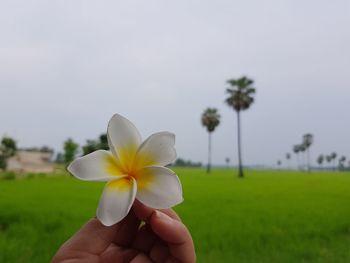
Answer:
[279,135,350,171]
[1,75,348,175]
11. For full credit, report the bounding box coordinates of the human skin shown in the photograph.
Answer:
[52,200,196,263]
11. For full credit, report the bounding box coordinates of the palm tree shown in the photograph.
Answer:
[286,153,291,170]
[302,133,314,172]
[225,157,230,168]
[201,108,220,173]
[225,76,256,178]
[293,145,301,170]
[326,155,332,169]
[331,152,337,170]
[317,154,324,169]
[277,160,282,168]
[299,144,307,171]
[339,156,346,170]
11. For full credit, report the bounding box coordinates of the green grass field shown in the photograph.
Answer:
[1,169,350,263]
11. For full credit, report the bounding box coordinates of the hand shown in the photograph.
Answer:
[52,200,196,263]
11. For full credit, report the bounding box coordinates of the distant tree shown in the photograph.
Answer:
[293,145,301,170]
[82,133,109,156]
[339,156,346,170]
[174,158,186,166]
[302,133,313,172]
[1,137,17,157]
[277,160,282,169]
[63,138,79,165]
[0,136,17,170]
[82,140,99,156]
[331,152,337,170]
[174,158,202,167]
[201,108,220,173]
[225,157,230,168]
[99,134,109,150]
[23,146,54,154]
[225,76,256,178]
[286,153,291,169]
[317,154,324,169]
[326,155,332,169]
[40,145,54,154]
[299,144,307,171]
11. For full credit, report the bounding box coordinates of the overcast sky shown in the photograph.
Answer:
[1,0,349,167]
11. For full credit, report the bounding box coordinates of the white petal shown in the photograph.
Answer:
[137,132,176,166]
[136,166,183,209]
[107,114,142,161]
[68,150,124,181]
[97,177,137,226]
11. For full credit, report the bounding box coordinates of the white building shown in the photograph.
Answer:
[7,150,54,173]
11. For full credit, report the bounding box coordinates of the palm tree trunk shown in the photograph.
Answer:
[307,148,311,173]
[296,154,300,170]
[236,111,244,178]
[207,132,212,173]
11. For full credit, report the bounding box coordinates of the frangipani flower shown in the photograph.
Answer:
[68,114,183,226]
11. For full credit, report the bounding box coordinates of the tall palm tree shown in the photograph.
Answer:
[302,133,314,172]
[299,144,307,171]
[339,156,346,170]
[225,76,256,178]
[225,157,230,169]
[317,154,324,169]
[331,152,337,170]
[286,153,291,170]
[326,155,332,169]
[201,108,220,173]
[293,145,301,170]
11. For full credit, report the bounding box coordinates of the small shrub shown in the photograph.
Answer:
[25,173,47,179]
[26,173,36,179]
[1,172,16,180]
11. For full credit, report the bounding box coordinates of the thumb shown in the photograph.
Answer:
[150,211,196,263]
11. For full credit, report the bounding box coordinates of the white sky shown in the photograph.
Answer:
[0,0,349,166]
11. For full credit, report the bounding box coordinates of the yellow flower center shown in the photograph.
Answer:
[105,146,155,179]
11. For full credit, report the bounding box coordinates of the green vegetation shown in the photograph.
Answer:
[63,138,79,165]
[82,134,109,156]
[0,136,17,170]
[174,158,202,167]
[1,169,350,263]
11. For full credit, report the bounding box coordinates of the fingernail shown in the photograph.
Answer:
[155,210,173,222]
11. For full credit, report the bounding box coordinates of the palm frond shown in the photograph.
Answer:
[225,76,256,112]
[201,108,221,132]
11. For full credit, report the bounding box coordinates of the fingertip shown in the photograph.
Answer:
[130,253,153,263]
[153,210,174,226]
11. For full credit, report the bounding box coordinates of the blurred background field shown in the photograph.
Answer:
[1,168,350,263]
